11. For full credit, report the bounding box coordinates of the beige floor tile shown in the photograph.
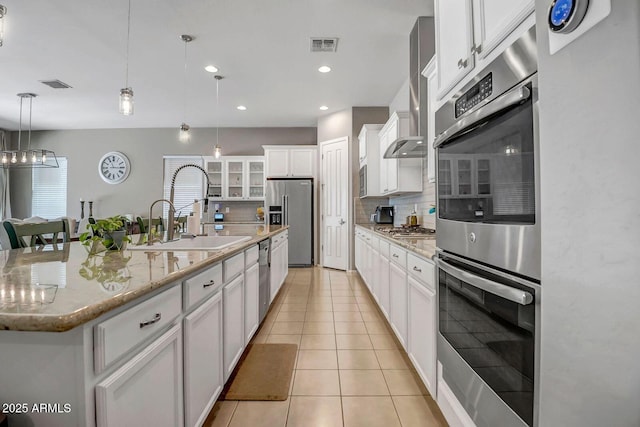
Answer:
[337,350,380,369]
[369,334,398,350]
[382,370,424,395]
[270,321,304,335]
[283,296,308,305]
[334,321,368,335]
[331,289,354,297]
[333,311,363,322]
[276,311,307,322]
[266,334,302,345]
[303,321,336,334]
[279,303,308,312]
[392,396,448,427]
[336,334,373,350]
[309,290,332,297]
[339,370,389,396]
[365,321,389,334]
[330,283,351,289]
[357,303,377,312]
[286,396,343,427]
[305,311,334,322]
[355,296,371,305]
[332,296,358,304]
[292,370,341,396]
[306,303,334,312]
[342,396,401,427]
[251,333,268,344]
[375,350,410,370]
[297,350,338,369]
[333,303,360,312]
[203,400,237,427]
[308,296,332,304]
[300,334,337,350]
[360,311,383,322]
[227,400,289,427]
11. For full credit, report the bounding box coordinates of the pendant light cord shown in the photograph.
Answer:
[17,95,23,151]
[216,77,219,146]
[27,95,32,151]
[183,39,187,124]
[125,0,131,88]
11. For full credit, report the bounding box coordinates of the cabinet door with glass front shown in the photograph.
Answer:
[226,160,245,200]
[206,160,224,199]
[247,159,265,200]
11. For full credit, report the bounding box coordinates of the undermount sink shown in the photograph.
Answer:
[129,235,252,251]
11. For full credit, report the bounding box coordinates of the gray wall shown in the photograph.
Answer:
[535,2,640,426]
[10,127,316,219]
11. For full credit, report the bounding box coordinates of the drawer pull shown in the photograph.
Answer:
[203,280,216,288]
[139,313,162,329]
[392,254,399,258]
[413,266,422,272]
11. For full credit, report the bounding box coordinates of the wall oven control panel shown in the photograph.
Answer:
[455,73,493,118]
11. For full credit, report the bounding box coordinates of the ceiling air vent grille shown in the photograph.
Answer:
[310,38,338,53]
[39,80,73,89]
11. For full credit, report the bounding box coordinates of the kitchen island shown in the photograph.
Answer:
[0,224,288,427]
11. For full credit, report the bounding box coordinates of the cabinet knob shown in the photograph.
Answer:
[457,58,468,69]
[471,44,483,54]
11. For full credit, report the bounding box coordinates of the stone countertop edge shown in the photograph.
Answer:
[355,224,436,260]
[0,226,288,333]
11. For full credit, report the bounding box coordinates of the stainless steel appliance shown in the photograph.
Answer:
[265,178,313,267]
[434,27,540,427]
[359,165,367,197]
[373,206,393,224]
[258,239,270,322]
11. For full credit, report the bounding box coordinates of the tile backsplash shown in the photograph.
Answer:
[205,201,264,222]
[389,161,436,229]
[353,196,389,224]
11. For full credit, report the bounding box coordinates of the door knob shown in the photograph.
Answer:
[339,219,346,225]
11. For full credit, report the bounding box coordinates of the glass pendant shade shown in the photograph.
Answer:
[214,145,222,159]
[0,5,6,47]
[119,87,134,115]
[179,123,191,143]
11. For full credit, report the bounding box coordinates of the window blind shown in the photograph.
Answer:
[31,157,68,219]
[162,156,205,221]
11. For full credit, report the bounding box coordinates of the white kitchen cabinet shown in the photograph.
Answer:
[408,275,436,397]
[96,325,183,427]
[424,58,437,184]
[435,0,533,100]
[204,156,264,200]
[359,124,385,197]
[263,145,317,178]
[183,291,223,427]
[269,231,289,302]
[389,261,408,349]
[378,112,422,196]
[223,273,244,381]
[378,250,390,320]
[244,262,259,344]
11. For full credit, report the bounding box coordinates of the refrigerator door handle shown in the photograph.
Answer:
[284,195,289,225]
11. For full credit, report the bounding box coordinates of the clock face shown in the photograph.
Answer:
[99,151,130,184]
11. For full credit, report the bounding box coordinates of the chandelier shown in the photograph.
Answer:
[1,93,58,169]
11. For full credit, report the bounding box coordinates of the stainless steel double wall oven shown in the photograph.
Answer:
[433,27,540,427]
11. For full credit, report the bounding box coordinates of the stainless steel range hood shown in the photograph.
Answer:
[384,17,435,159]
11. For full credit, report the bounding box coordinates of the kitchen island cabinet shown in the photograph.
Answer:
[0,225,288,427]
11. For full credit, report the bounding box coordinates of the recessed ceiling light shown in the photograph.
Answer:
[205,65,219,73]
[319,105,328,111]
[402,152,407,155]
[318,65,332,73]
[237,105,247,111]
[416,140,423,144]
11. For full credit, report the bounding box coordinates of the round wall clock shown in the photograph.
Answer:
[548,0,590,34]
[99,151,131,184]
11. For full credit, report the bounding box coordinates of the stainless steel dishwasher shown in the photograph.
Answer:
[258,239,271,323]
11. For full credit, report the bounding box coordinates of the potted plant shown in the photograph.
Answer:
[79,216,131,252]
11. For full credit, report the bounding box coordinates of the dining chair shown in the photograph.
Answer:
[2,218,71,249]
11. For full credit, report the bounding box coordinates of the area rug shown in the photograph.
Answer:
[223,343,297,401]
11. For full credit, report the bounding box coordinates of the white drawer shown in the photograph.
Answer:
[183,262,223,311]
[94,285,181,373]
[379,240,390,258]
[389,244,407,268]
[245,245,259,267]
[407,253,435,290]
[224,252,244,281]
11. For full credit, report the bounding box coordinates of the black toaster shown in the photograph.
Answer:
[374,206,393,224]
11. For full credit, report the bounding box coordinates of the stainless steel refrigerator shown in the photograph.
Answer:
[265,178,313,267]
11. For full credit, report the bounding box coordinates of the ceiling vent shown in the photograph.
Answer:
[39,79,73,89]
[310,38,338,53]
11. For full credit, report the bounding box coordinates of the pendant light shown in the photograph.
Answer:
[178,34,193,143]
[119,0,134,115]
[0,93,58,169]
[213,75,223,158]
[0,5,7,47]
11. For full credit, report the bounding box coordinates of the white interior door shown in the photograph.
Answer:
[321,136,349,270]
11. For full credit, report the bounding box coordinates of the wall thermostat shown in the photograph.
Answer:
[548,0,590,33]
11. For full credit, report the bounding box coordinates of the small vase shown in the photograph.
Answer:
[104,230,126,251]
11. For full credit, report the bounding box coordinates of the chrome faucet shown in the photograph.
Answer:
[147,199,176,245]
[168,164,210,241]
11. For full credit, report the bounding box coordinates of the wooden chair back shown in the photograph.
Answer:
[2,219,71,249]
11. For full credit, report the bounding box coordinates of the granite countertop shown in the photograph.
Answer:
[355,224,436,260]
[0,225,287,332]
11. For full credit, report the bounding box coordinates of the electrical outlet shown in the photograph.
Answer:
[214,203,220,210]
[225,207,230,213]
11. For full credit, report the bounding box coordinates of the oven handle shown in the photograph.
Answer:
[435,258,533,306]
[434,85,531,149]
